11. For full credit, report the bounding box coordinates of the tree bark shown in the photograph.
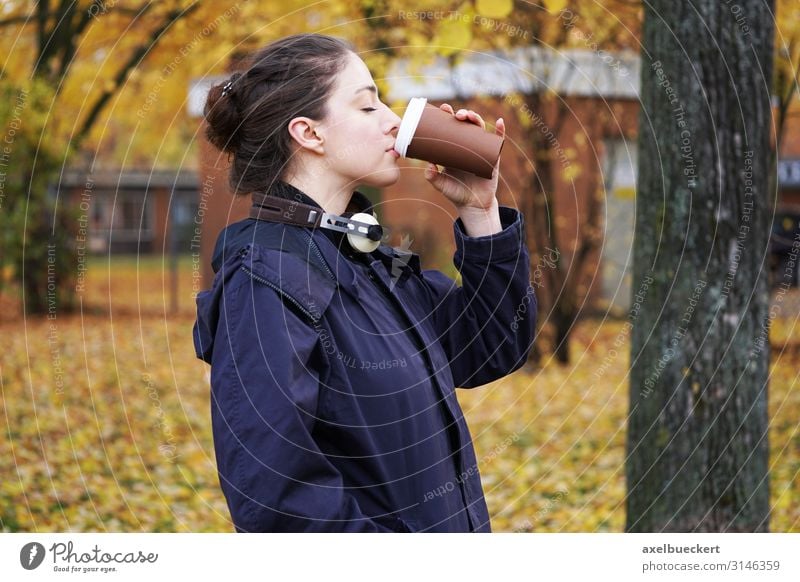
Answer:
[626,0,774,532]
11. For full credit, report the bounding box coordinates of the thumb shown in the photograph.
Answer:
[425,163,444,189]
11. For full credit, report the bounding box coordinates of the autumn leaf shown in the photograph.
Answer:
[1,259,799,532]
[543,0,569,14]
[433,16,473,55]
[475,0,514,19]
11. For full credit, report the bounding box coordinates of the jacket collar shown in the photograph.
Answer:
[255,180,419,276]
[264,179,375,215]
[259,180,377,259]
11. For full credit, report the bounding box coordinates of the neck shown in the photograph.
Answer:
[284,172,353,216]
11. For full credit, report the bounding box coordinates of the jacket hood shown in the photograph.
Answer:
[193,219,339,365]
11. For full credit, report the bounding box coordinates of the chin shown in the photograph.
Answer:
[359,167,401,188]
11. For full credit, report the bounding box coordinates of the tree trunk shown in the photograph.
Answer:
[626,0,774,532]
[523,91,601,366]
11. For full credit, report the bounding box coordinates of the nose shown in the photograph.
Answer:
[386,107,401,138]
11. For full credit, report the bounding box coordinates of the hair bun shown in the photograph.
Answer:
[204,73,244,153]
[203,34,355,195]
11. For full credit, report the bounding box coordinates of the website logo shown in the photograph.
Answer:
[20,542,46,570]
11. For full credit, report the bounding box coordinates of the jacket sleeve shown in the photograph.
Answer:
[209,274,394,532]
[418,206,536,388]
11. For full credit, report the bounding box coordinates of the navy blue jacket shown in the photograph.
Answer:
[193,182,536,532]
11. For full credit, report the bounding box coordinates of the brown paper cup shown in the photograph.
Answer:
[396,99,504,179]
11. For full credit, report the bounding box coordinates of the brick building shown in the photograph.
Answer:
[61,169,198,255]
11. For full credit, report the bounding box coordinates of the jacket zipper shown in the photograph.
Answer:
[302,230,337,282]
[365,263,476,529]
[240,265,320,324]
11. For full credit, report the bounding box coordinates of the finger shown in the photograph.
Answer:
[440,103,455,115]
[456,109,485,130]
[469,110,486,130]
[496,117,505,139]
[425,162,447,191]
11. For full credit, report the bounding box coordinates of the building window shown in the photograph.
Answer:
[89,190,154,253]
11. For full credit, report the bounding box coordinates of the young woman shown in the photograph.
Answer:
[193,33,536,532]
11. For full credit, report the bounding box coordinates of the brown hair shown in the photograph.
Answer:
[204,33,355,195]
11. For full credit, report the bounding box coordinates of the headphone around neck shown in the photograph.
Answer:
[249,192,389,253]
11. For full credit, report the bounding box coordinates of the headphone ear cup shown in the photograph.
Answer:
[347,212,381,253]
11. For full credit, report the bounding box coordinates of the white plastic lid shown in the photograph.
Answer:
[394,97,427,158]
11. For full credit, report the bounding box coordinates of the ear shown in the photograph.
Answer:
[287,116,325,155]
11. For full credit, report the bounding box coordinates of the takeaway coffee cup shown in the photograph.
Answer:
[394,97,505,179]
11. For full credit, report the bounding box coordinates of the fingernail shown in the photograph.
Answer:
[457,109,466,115]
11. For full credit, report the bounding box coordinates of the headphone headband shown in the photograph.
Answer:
[250,192,324,228]
[249,192,389,252]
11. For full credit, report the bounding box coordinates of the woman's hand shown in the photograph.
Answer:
[423,103,505,210]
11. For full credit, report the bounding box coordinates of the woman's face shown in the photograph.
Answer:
[315,52,403,188]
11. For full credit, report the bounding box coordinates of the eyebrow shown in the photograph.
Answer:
[354,84,378,96]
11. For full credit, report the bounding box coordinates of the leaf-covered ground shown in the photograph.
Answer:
[1,257,797,532]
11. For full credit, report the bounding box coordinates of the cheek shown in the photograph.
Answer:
[350,122,380,146]
[342,127,383,161]
[324,116,385,171]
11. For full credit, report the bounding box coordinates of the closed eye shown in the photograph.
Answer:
[361,107,377,112]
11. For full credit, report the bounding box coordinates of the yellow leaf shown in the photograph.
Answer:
[475,0,514,19]
[614,186,635,200]
[543,0,568,14]
[433,18,473,54]
[562,162,582,182]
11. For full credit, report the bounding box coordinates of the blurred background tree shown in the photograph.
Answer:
[0,0,204,313]
[0,79,74,315]
[0,0,377,314]
[774,0,800,152]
